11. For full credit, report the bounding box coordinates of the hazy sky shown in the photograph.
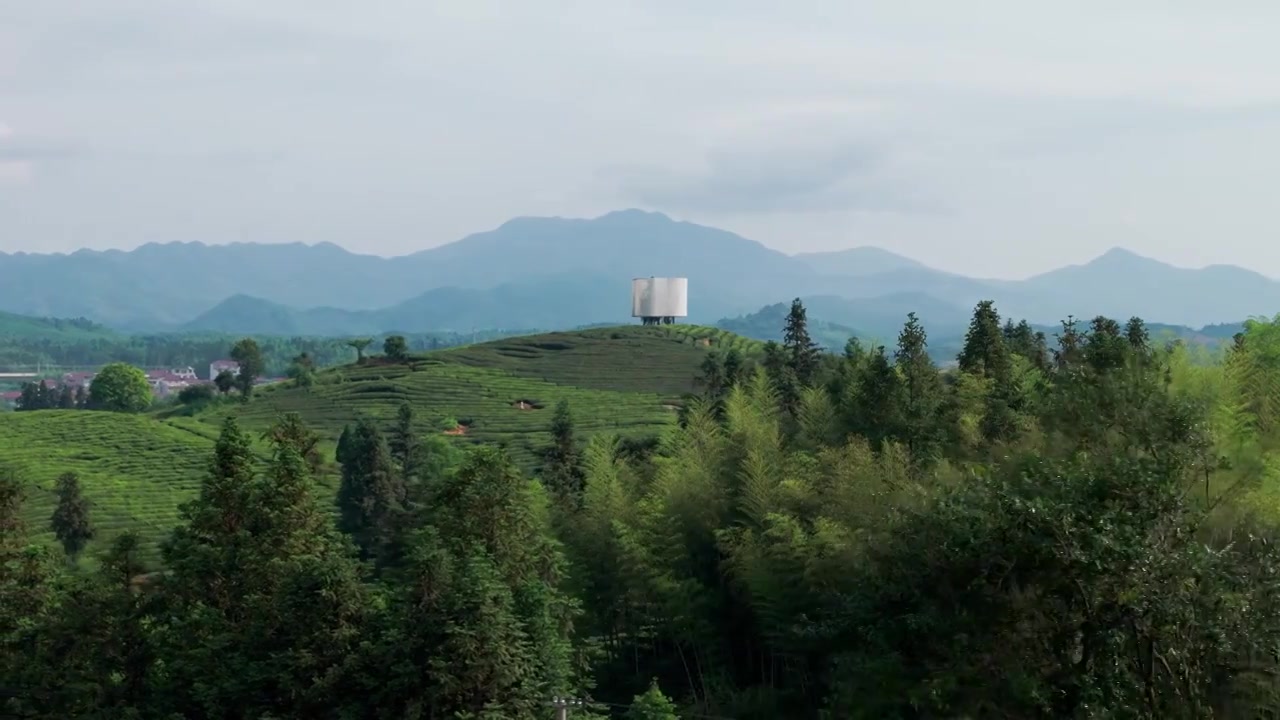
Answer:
[3,1,1280,279]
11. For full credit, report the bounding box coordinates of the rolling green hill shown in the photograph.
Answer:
[196,325,755,468]
[1,325,749,564]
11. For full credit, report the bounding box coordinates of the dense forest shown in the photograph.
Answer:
[6,299,1280,718]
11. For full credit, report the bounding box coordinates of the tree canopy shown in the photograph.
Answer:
[88,362,152,412]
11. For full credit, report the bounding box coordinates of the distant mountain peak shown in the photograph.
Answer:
[1090,247,1159,266]
[599,208,673,222]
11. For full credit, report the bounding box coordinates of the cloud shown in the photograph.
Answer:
[603,138,941,216]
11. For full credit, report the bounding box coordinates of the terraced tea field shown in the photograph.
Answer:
[439,325,765,395]
[0,410,219,566]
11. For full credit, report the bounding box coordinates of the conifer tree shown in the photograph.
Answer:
[50,471,94,560]
[894,313,944,465]
[336,418,403,560]
[958,300,1010,379]
[389,402,422,486]
[783,297,820,385]
[543,399,584,502]
[851,346,903,449]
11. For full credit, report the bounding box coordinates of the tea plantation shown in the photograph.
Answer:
[1,326,749,563]
[199,325,751,468]
[0,411,219,566]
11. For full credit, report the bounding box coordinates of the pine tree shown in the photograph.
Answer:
[155,415,370,718]
[894,313,944,465]
[50,472,94,560]
[851,346,903,449]
[389,402,422,486]
[542,399,584,502]
[1003,319,1050,372]
[336,418,404,560]
[783,298,820,385]
[958,300,1010,379]
[1053,316,1085,370]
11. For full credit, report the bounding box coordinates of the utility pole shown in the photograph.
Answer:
[549,697,583,719]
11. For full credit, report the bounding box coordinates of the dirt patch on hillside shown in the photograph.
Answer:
[443,424,469,436]
[697,338,712,347]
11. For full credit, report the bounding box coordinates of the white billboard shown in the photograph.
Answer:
[631,277,688,318]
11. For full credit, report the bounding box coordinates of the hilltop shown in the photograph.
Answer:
[3,210,1279,333]
[193,325,754,468]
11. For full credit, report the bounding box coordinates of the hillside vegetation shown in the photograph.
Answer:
[197,325,747,468]
[13,306,1280,718]
[0,411,215,565]
[0,325,736,563]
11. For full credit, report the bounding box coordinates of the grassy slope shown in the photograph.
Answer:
[0,411,217,566]
[200,325,760,468]
[1,325,757,564]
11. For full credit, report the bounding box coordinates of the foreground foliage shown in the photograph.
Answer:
[6,306,1280,718]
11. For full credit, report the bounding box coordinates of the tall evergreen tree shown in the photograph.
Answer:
[1003,318,1050,372]
[50,472,94,560]
[389,402,422,486]
[336,418,403,560]
[850,346,903,449]
[542,399,584,503]
[783,298,820,385]
[894,313,944,465]
[957,300,1010,379]
[156,415,369,718]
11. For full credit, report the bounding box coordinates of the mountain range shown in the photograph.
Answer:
[1,209,1277,337]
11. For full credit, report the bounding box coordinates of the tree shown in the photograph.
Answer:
[336,418,404,560]
[542,399,584,502]
[263,411,323,475]
[50,472,94,560]
[229,338,265,401]
[957,300,1009,379]
[783,298,820,385]
[88,363,152,413]
[287,351,316,388]
[762,340,800,415]
[213,368,236,396]
[628,679,680,720]
[156,414,370,718]
[389,402,422,486]
[894,312,944,465]
[383,335,409,362]
[177,383,216,406]
[346,337,373,364]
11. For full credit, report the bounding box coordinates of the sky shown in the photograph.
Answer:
[3,1,1280,279]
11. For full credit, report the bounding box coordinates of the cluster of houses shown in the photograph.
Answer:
[1,359,254,407]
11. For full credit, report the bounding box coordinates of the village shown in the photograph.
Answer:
[0,359,282,408]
